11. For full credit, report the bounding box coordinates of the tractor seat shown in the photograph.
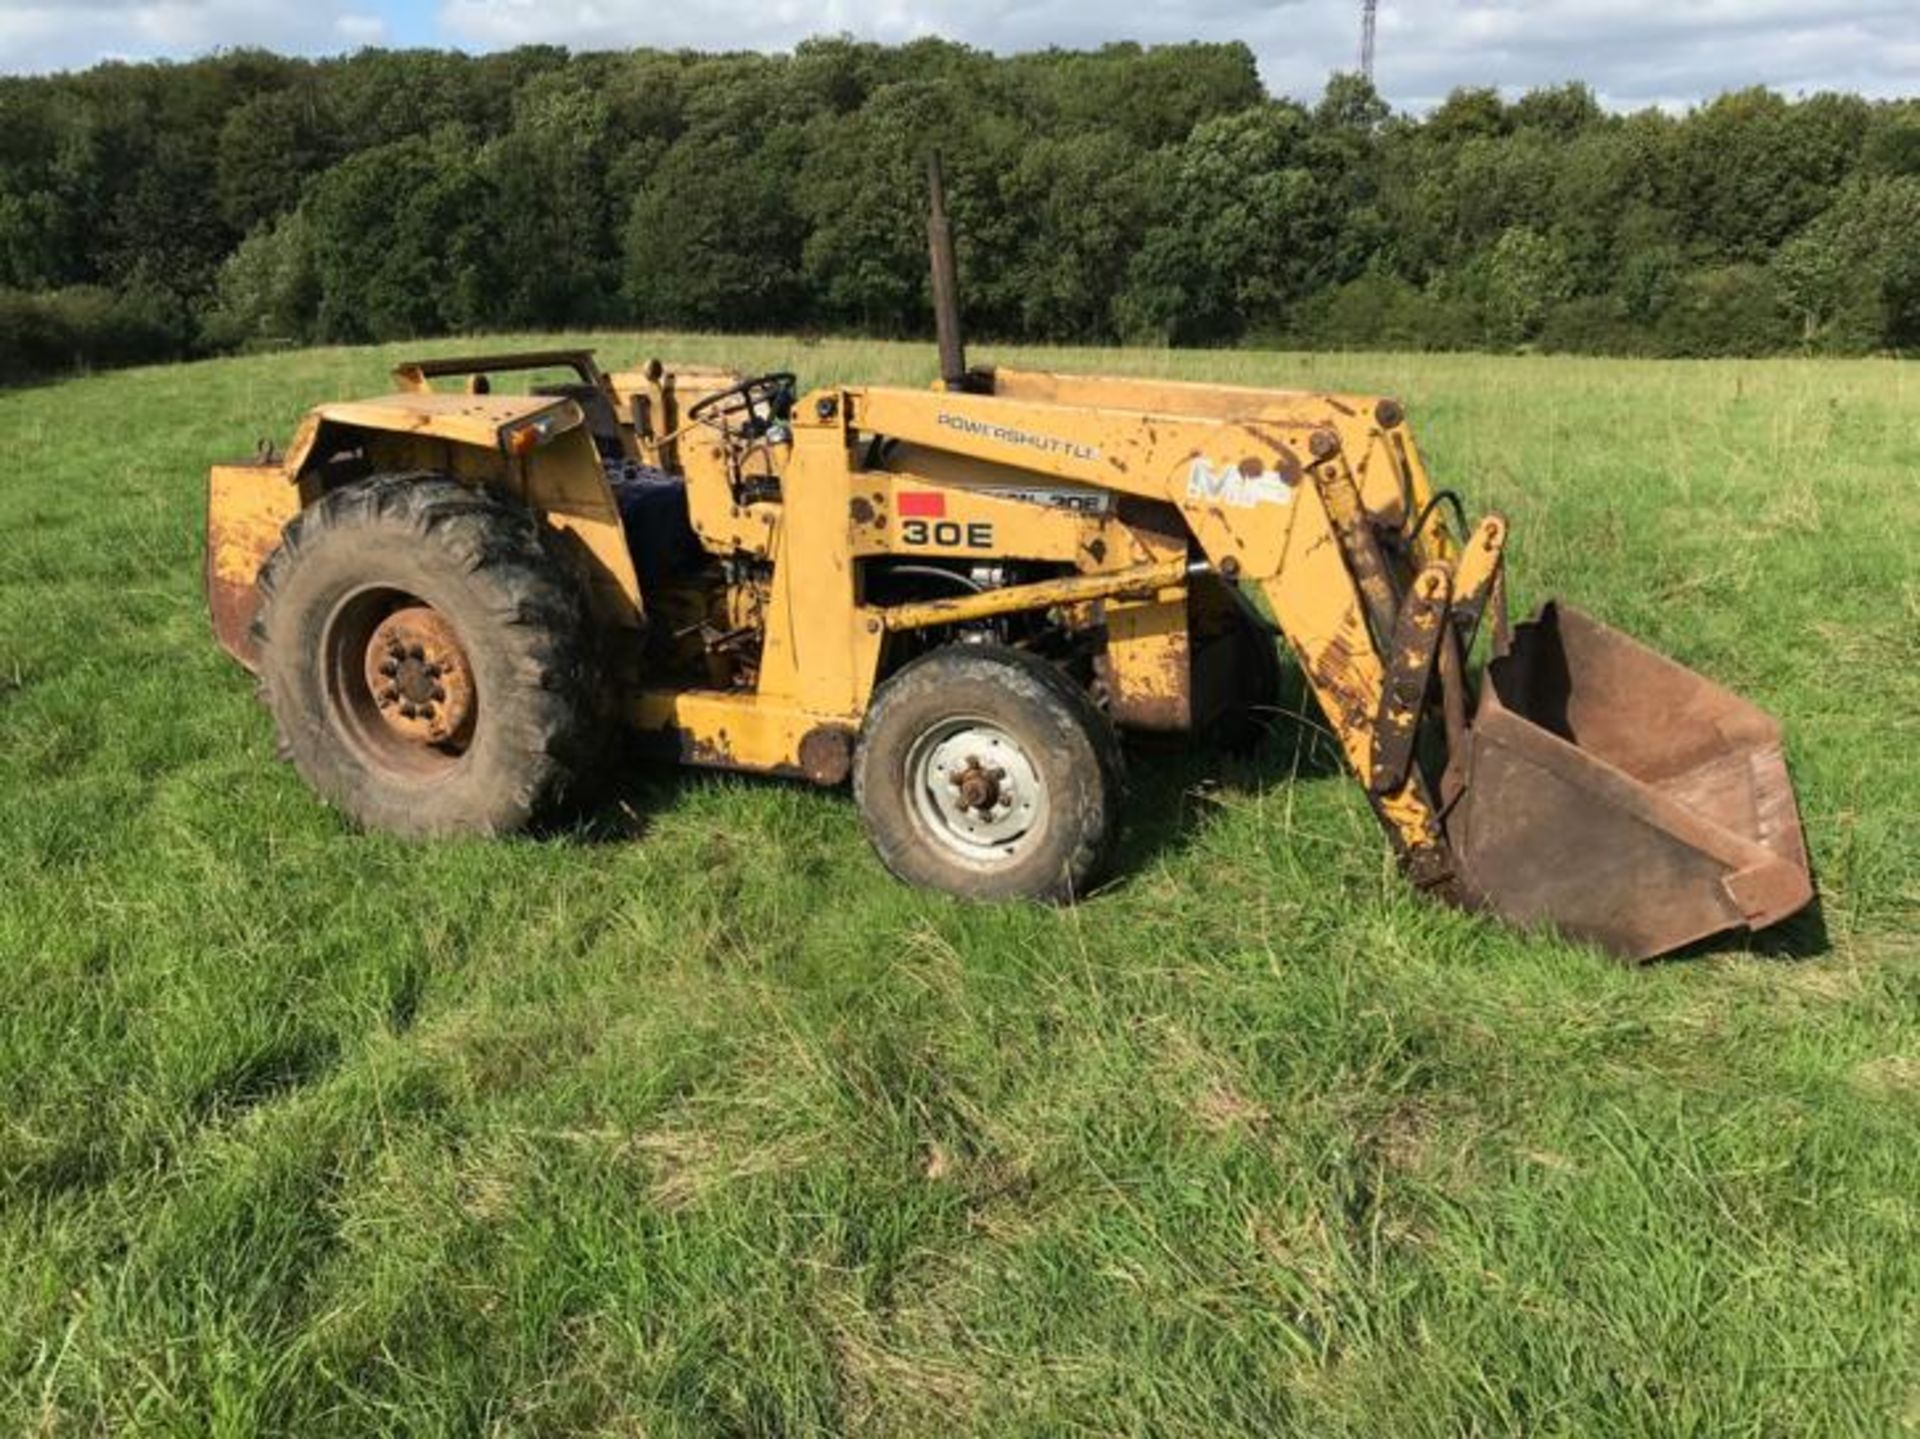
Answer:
[607,463,705,590]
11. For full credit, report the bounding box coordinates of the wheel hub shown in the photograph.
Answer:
[363,605,474,748]
[951,760,1005,814]
[908,721,1045,863]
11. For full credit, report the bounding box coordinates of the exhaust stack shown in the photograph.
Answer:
[926,151,971,392]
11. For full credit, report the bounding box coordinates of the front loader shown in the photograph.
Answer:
[204,169,1812,961]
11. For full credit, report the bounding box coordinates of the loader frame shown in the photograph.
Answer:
[620,368,1504,895]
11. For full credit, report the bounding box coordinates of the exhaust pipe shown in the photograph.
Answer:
[925,151,974,393]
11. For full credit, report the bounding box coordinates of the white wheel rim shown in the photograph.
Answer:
[905,717,1047,868]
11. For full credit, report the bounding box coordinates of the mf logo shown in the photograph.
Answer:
[1186,458,1295,509]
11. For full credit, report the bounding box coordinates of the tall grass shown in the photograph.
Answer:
[0,336,1913,1435]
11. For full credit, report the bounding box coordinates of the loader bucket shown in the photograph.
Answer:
[1448,603,1813,960]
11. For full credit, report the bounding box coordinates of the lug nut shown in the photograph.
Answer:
[431,684,446,702]
[400,702,418,719]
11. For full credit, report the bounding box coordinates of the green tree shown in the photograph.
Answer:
[216,85,337,233]
[624,126,806,329]
[1774,176,1920,349]
[1425,87,1508,144]
[1121,103,1339,342]
[1672,89,1870,261]
[1509,82,1602,138]
[789,75,995,335]
[305,129,499,341]
[481,72,621,327]
[995,131,1161,340]
[203,209,318,348]
[1485,225,1573,342]
[1315,72,1389,134]
[0,42,1910,380]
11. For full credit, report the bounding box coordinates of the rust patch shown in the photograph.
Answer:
[1307,632,1371,732]
[1103,598,1192,733]
[683,727,737,767]
[1367,566,1450,794]
[798,725,856,785]
[1109,688,1188,731]
[207,567,263,670]
[364,605,476,749]
[849,496,876,525]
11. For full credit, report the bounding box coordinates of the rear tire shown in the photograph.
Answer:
[252,474,600,837]
[853,645,1122,902]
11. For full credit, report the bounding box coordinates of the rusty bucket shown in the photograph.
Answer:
[1448,603,1814,960]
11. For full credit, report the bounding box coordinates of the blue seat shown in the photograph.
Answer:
[608,465,705,591]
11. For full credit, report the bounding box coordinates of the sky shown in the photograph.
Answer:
[0,0,1914,111]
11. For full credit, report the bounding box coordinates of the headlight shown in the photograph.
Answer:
[502,414,560,457]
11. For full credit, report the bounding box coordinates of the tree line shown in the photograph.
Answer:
[1,38,1915,385]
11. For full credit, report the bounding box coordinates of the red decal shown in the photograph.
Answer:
[897,490,946,518]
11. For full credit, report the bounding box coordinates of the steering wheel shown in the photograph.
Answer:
[686,372,797,438]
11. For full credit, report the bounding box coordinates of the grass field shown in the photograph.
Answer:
[0,336,1915,1436]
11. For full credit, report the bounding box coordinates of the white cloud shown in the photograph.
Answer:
[1,0,1913,106]
[334,12,386,45]
[1371,0,1920,109]
[435,0,1919,109]
[0,0,382,72]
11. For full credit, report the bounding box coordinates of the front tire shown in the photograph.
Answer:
[252,474,600,837]
[853,645,1122,902]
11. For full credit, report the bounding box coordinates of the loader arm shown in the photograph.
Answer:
[846,375,1811,954]
[849,379,1472,881]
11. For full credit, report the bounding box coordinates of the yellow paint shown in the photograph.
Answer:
[632,688,849,771]
[273,392,646,636]
[1104,596,1192,729]
[206,462,302,587]
[281,392,582,474]
[1451,514,1508,612]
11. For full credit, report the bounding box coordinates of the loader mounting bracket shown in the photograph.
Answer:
[1368,565,1452,795]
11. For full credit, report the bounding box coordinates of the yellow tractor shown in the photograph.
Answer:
[205,165,1812,960]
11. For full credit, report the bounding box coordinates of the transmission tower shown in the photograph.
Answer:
[1359,0,1378,82]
